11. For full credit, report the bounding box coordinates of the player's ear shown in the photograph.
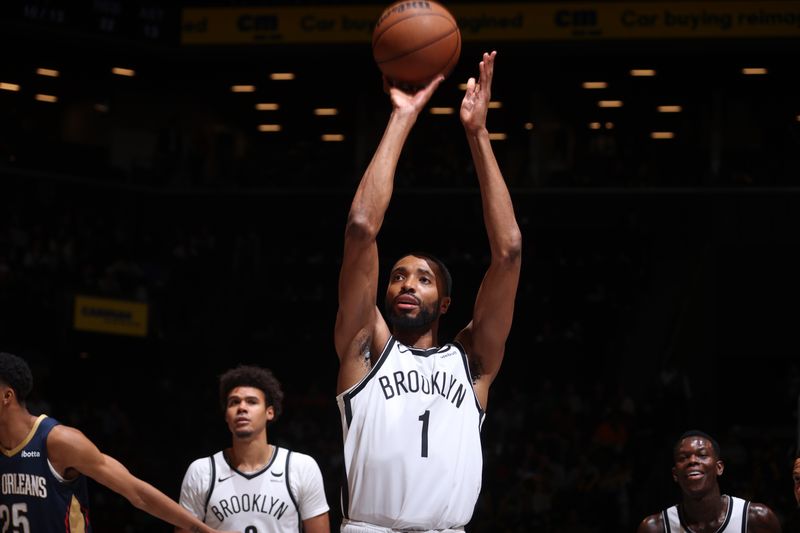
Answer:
[439,296,451,315]
[671,466,678,483]
[716,459,724,476]
[266,405,275,421]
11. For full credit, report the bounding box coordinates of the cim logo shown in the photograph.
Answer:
[21,450,41,458]
[238,14,278,32]
[555,9,598,28]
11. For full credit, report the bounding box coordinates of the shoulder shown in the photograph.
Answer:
[747,502,781,532]
[287,450,323,472]
[180,455,215,495]
[636,512,665,533]
[184,456,214,476]
[46,424,92,455]
[45,424,98,476]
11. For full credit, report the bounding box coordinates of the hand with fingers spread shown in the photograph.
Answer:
[385,75,445,120]
[460,51,496,135]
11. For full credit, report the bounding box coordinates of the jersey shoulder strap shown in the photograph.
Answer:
[203,453,217,520]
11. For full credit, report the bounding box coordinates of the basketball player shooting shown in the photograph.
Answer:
[334,51,522,533]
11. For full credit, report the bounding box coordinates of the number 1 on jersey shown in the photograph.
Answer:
[418,410,430,457]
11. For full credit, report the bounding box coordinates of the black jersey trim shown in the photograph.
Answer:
[662,510,672,533]
[340,470,350,521]
[283,450,302,533]
[398,342,450,358]
[343,336,396,426]
[204,455,216,520]
[717,494,734,532]
[453,340,485,420]
[741,499,749,533]
[221,445,278,480]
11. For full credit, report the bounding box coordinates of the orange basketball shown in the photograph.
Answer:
[372,0,461,88]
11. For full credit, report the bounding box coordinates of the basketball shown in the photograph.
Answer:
[372,0,461,88]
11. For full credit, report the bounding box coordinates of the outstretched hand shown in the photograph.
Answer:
[385,75,445,118]
[460,51,496,134]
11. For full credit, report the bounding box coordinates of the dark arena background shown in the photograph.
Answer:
[2,0,800,531]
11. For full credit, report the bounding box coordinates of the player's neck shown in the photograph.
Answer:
[681,488,726,528]
[0,409,37,451]
[394,325,438,349]
[228,438,274,473]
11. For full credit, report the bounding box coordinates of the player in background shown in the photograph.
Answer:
[637,430,781,533]
[0,351,237,533]
[177,364,329,533]
[793,454,800,507]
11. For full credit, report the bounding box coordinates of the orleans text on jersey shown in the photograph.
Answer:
[0,415,92,532]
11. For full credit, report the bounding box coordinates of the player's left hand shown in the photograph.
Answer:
[461,51,496,133]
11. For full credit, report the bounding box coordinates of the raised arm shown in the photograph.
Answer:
[47,426,236,533]
[334,76,443,393]
[455,51,522,408]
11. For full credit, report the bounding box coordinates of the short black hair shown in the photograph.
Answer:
[674,429,721,459]
[0,352,33,404]
[219,365,284,422]
[396,251,453,297]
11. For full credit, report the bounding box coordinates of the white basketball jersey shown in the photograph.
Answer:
[663,495,749,533]
[204,447,301,532]
[337,336,485,530]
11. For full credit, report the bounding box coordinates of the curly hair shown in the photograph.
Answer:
[0,352,34,404]
[218,365,284,422]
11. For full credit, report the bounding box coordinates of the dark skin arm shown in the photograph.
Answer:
[748,502,782,532]
[48,425,238,533]
[453,51,522,409]
[302,512,331,533]
[334,75,443,394]
[636,513,664,533]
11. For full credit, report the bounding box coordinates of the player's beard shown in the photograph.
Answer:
[234,429,254,439]
[385,300,440,331]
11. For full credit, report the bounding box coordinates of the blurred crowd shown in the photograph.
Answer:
[2,172,799,532]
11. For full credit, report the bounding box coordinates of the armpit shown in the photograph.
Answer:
[355,330,373,369]
[469,353,484,383]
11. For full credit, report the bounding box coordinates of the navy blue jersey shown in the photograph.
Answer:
[0,415,91,532]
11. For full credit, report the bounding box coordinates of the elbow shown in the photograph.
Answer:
[345,212,379,243]
[497,230,522,264]
[128,494,149,511]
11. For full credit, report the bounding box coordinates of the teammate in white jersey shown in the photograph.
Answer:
[637,430,781,533]
[334,51,522,532]
[177,365,330,533]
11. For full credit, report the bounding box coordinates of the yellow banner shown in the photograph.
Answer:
[73,295,148,337]
[181,2,800,44]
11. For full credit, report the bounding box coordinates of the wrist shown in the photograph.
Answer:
[464,126,489,139]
